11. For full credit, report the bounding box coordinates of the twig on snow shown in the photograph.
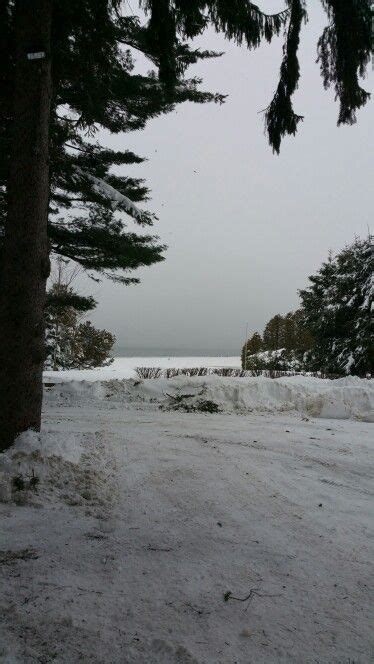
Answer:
[164,392,195,401]
[224,588,281,610]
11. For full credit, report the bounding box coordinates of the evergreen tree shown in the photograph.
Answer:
[0,1,371,449]
[299,237,373,376]
[263,314,284,350]
[0,1,223,448]
[283,312,296,350]
[241,332,263,368]
[248,332,264,354]
[0,0,53,450]
[45,283,97,370]
[0,3,224,283]
[71,322,115,370]
[46,282,115,370]
[242,310,313,370]
[281,310,313,351]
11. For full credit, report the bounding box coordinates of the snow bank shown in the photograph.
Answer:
[9,429,83,464]
[0,430,83,503]
[152,374,374,420]
[45,374,374,421]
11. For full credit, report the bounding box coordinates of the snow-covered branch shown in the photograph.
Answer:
[73,167,151,224]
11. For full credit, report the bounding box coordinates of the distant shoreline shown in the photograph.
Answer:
[113,348,239,358]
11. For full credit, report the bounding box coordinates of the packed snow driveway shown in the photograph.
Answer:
[0,377,373,663]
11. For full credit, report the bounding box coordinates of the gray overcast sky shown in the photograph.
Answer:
[75,2,373,354]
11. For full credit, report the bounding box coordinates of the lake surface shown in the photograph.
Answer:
[113,346,239,358]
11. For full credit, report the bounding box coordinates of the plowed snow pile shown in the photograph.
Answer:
[46,374,374,421]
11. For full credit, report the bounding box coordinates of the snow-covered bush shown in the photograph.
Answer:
[45,283,115,370]
[245,348,305,372]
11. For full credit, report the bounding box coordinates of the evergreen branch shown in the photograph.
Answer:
[263,0,306,153]
[48,210,166,284]
[317,0,371,125]
[148,0,177,88]
[65,143,88,153]
[72,166,153,225]
[64,142,146,165]
[55,114,84,127]
[255,9,289,20]
[206,1,290,47]
[117,30,223,76]
[46,290,97,313]
[172,1,290,42]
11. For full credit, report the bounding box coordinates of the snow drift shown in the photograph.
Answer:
[45,374,374,421]
[0,430,84,503]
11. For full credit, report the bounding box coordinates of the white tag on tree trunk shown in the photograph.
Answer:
[27,51,46,60]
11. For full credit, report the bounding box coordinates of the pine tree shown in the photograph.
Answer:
[282,310,313,352]
[242,310,313,371]
[71,322,115,370]
[263,314,284,350]
[295,310,313,352]
[282,312,295,350]
[241,332,263,368]
[299,237,373,376]
[249,332,264,354]
[0,1,223,449]
[45,283,97,370]
[45,282,115,370]
[0,1,371,449]
[0,3,224,284]
[0,0,53,450]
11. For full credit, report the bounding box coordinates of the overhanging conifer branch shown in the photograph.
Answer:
[317,0,371,125]
[73,166,154,225]
[263,0,306,153]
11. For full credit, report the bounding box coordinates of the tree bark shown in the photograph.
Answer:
[0,0,52,451]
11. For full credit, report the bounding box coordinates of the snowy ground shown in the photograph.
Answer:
[1,372,373,663]
[44,356,241,382]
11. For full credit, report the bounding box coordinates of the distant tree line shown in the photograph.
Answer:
[242,237,373,376]
[241,310,313,372]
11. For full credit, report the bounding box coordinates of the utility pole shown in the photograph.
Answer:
[244,323,248,370]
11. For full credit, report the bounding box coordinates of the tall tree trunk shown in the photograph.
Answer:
[0,0,52,451]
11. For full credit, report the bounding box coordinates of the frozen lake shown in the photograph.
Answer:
[44,355,241,382]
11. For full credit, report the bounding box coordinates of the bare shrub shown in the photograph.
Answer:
[135,367,162,379]
[180,367,208,376]
[164,368,179,378]
[135,366,342,380]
